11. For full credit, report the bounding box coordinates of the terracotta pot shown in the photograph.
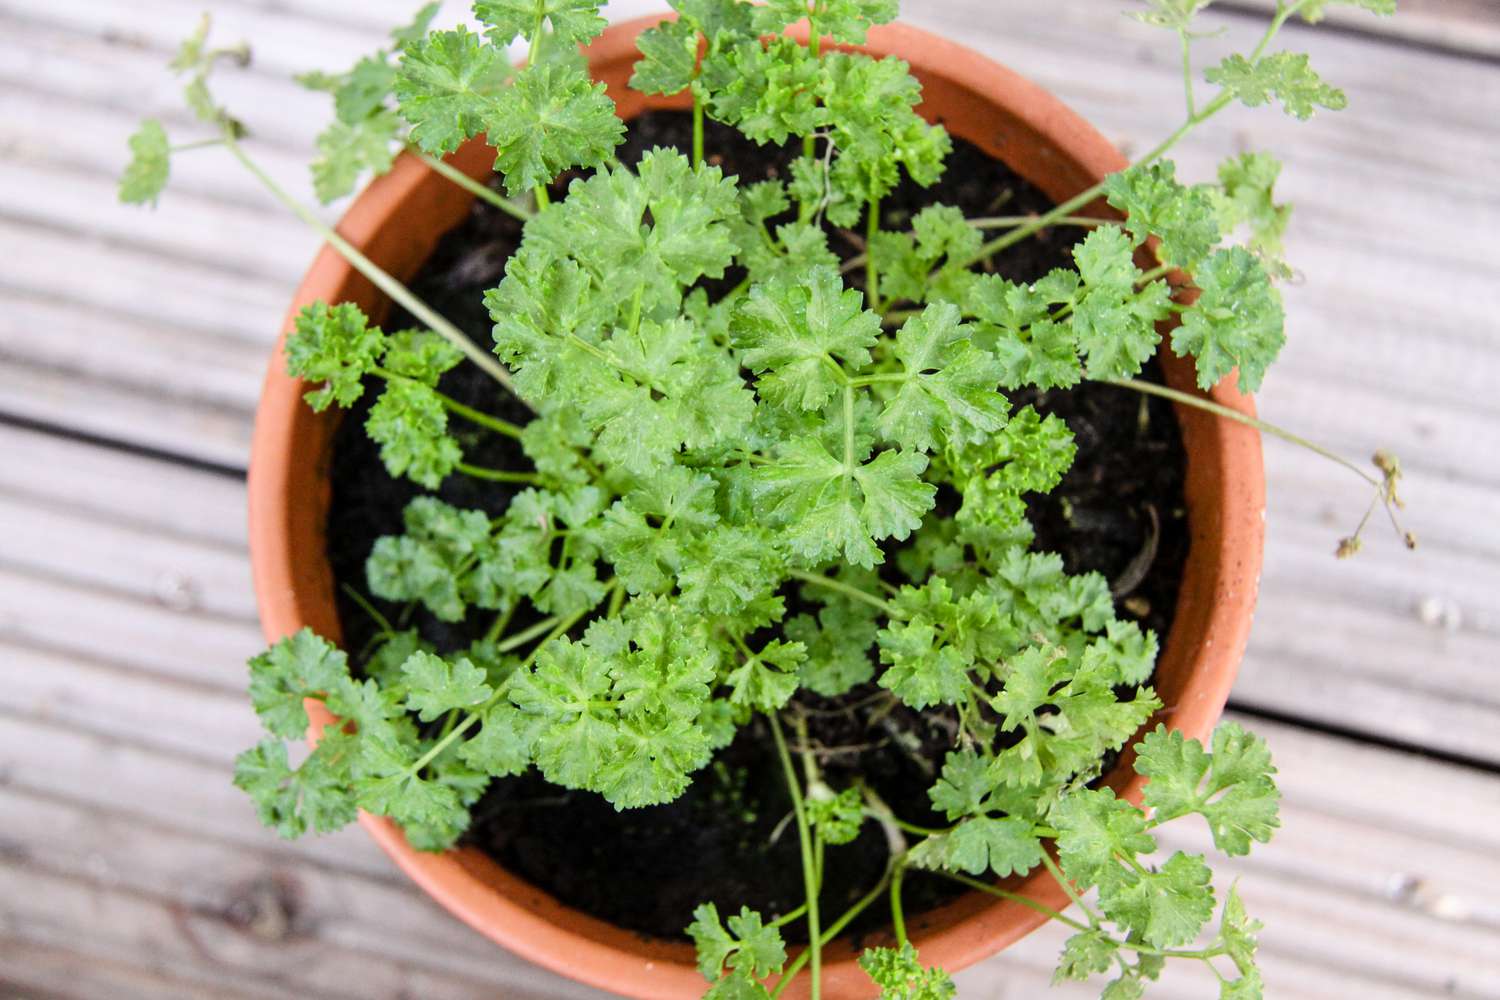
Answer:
[249,14,1264,1000]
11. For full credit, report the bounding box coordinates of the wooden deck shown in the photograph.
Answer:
[2,0,1498,996]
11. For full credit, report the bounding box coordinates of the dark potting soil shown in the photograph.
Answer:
[326,111,1188,945]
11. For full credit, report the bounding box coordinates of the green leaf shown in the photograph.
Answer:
[752,437,934,569]
[1103,161,1221,270]
[285,301,386,412]
[390,2,442,49]
[474,0,608,47]
[785,600,878,697]
[858,942,956,1000]
[631,18,699,95]
[1070,226,1172,381]
[1298,0,1396,22]
[247,629,350,739]
[878,302,1009,452]
[724,638,805,712]
[395,27,512,154]
[487,63,624,196]
[1135,723,1280,856]
[734,266,881,411]
[367,497,496,622]
[1100,850,1216,948]
[910,816,1042,878]
[311,110,401,203]
[807,785,865,845]
[355,730,470,833]
[365,379,462,488]
[688,902,788,979]
[457,700,540,776]
[1215,152,1292,272]
[401,651,494,722]
[1171,246,1284,392]
[1206,52,1347,120]
[1054,930,1117,982]
[335,55,398,124]
[1051,788,1156,892]
[762,0,899,44]
[679,525,787,615]
[119,119,171,206]
[233,734,358,838]
[1133,0,1212,31]
[1219,884,1264,985]
[877,618,971,709]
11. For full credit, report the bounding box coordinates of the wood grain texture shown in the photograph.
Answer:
[2,1,1499,996]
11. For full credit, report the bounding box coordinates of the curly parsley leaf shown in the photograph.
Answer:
[311,110,402,203]
[1171,246,1285,392]
[284,302,385,411]
[631,17,700,96]
[474,0,608,47]
[119,119,171,206]
[247,628,350,739]
[488,64,623,196]
[365,379,463,488]
[734,266,881,411]
[1103,161,1221,270]
[233,734,358,838]
[395,27,512,154]
[752,439,934,568]
[1135,723,1281,856]
[1070,226,1173,381]
[909,815,1043,878]
[401,650,495,722]
[807,785,866,844]
[877,302,1009,452]
[858,942,956,1000]
[1206,52,1347,120]
[1298,0,1396,22]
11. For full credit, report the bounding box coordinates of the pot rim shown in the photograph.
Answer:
[248,14,1265,1000]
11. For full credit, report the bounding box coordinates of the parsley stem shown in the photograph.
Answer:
[692,90,706,170]
[485,602,517,643]
[413,150,534,222]
[968,214,1111,231]
[454,462,542,485]
[956,0,1309,273]
[370,367,525,438]
[771,858,903,998]
[769,712,822,1000]
[865,195,881,309]
[1104,378,1381,488]
[432,393,524,439]
[889,862,908,946]
[768,902,810,929]
[220,136,526,402]
[493,613,561,654]
[341,583,395,638]
[1039,851,1107,928]
[788,569,898,617]
[169,137,224,154]
[934,870,1091,933]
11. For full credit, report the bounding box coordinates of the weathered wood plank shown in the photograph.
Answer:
[0,939,281,1000]
[1226,0,1500,60]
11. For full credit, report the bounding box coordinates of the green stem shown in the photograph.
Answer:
[455,462,542,485]
[484,602,516,643]
[413,150,534,222]
[341,584,395,637]
[865,195,881,309]
[937,870,1092,932]
[889,863,908,946]
[958,4,1304,271]
[770,712,822,1000]
[1179,30,1196,119]
[769,902,810,930]
[169,137,224,153]
[371,367,525,438]
[771,861,900,999]
[1104,378,1383,489]
[221,136,524,400]
[1039,852,1106,929]
[692,89,706,169]
[788,569,898,617]
[968,214,1112,231]
[493,613,562,654]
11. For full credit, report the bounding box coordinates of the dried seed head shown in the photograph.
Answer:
[1336,536,1362,559]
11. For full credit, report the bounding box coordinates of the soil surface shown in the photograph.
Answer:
[327,111,1188,945]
